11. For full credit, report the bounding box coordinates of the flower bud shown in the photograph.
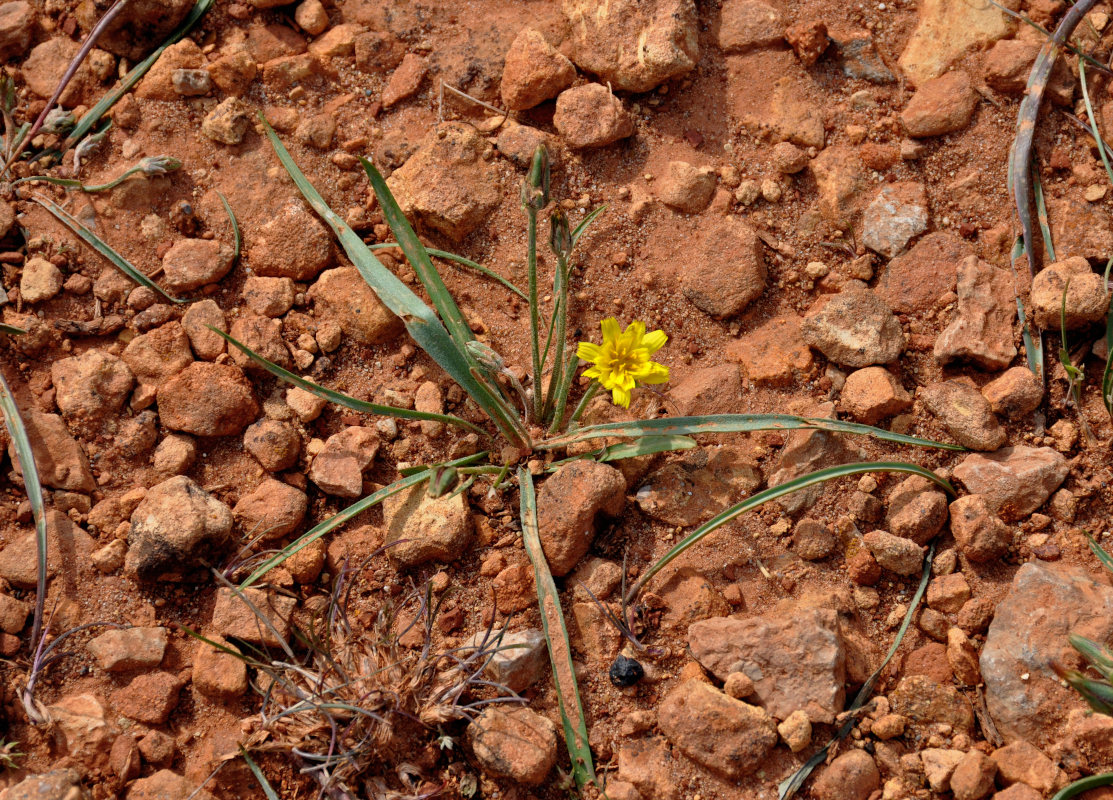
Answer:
[549,208,572,259]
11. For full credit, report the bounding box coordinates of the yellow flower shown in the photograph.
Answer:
[577,318,669,408]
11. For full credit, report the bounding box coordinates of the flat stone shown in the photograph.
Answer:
[616,738,680,800]
[982,562,1113,748]
[110,671,186,725]
[901,70,978,137]
[812,750,881,800]
[889,674,975,733]
[181,299,226,361]
[991,740,1066,795]
[885,475,949,545]
[20,256,62,303]
[810,145,866,226]
[468,706,558,785]
[934,255,1017,370]
[465,629,547,692]
[0,2,34,61]
[233,478,307,541]
[981,366,1043,419]
[386,122,501,241]
[680,216,766,318]
[247,200,333,280]
[125,770,215,800]
[727,314,813,386]
[383,484,473,568]
[667,363,742,415]
[157,363,259,437]
[688,607,845,723]
[863,529,925,576]
[1047,191,1113,261]
[920,380,1006,451]
[381,53,427,108]
[210,586,295,647]
[860,182,929,258]
[717,0,784,52]
[658,680,777,779]
[2,769,86,800]
[191,635,248,702]
[984,39,1073,104]
[801,291,904,367]
[949,494,1011,562]
[308,266,402,346]
[9,411,95,492]
[952,446,1068,520]
[898,0,1013,85]
[921,748,965,793]
[563,0,699,92]
[123,321,193,385]
[0,510,95,589]
[87,627,167,672]
[52,349,135,421]
[658,160,717,213]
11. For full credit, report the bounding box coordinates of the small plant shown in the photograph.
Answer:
[0,738,24,770]
[208,125,958,796]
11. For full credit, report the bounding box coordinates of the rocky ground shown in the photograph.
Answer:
[1,0,1113,798]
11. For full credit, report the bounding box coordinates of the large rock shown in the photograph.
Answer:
[383,483,473,568]
[1,769,88,800]
[0,2,34,62]
[861,181,928,258]
[562,0,699,92]
[0,510,95,589]
[801,291,903,367]
[308,267,402,346]
[898,0,1013,85]
[500,28,576,110]
[934,255,1017,370]
[717,0,784,52]
[984,39,1073,104]
[52,350,135,422]
[553,83,635,148]
[890,674,975,733]
[536,460,625,576]
[981,562,1113,748]
[126,476,233,580]
[386,123,502,241]
[948,494,1011,562]
[9,411,95,492]
[876,231,971,314]
[688,607,845,723]
[680,217,766,318]
[468,706,558,786]
[1030,256,1110,330]
[952,446,1068,520]
[901,70,978,137]
[1047,192,1113,262]
[232,478,307,541]
[919,380,1006,451]
[122,321,194,385]
[21,37,113,107]
[247,200,333,281]
[87,627,168,672]
[658,680,777,779]
[812,750,881,800]
[157,363,259,437]
[76,0,193,61]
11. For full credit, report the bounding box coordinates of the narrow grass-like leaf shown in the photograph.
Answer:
[241,454,485,587]
[1103,305,1113,416]
[548,435,697,471]
[0,323,25,335]
[361,158,474,351]
[779,543,935,799]
[369,243,526,300]
[542,413,961,451]
[626,462,952,605]
[215,328,484,435]
[518,468,597,791]
[1086,532,1113,574]
[241,748,281,800]
[1051,773,1113,800]
[1012,235,1046,380]
[570,204,607,248]
[0,370,48,722]
[1080,60,1113,191]
[1033,169,1055,262]
[218,191,240,262]
[261,122,528,447]
[57,0,215,154]
[35,195,187,304]
[1070,634,1113,679]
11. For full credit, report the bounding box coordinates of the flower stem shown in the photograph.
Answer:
[542,253,570,423]
[565,382,600,431]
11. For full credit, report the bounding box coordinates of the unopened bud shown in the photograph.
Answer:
[549,208,572,259]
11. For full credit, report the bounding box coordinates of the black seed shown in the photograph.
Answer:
[609,654,644,687]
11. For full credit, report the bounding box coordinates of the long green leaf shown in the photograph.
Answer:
[260,122,528,448]
[360,158,474,351]
[35,195,187,304]
[547,435,697,471]
[570,204,607,248]
[241,748,281,800]
[779,543,935,799]
[369,243,526,299]
[541,413,961,451]
[1086,532,1113,574]
[1033,168,1055,262]
[58,0,215,153]
[1103,303,1113,417]
[0,323,25,335]
[626,462,952,605]
[518,468,596,791]
[0,370,48,721]
[1051,773,1113,800]
[218,191,241,263]
[215,328,484,435]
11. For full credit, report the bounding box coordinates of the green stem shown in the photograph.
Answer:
[527,207,544,421]
[542,254,571,423]
[565,382,600,431]
[547,347,580,434]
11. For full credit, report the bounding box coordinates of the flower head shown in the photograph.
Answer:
[577,318,669,408]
